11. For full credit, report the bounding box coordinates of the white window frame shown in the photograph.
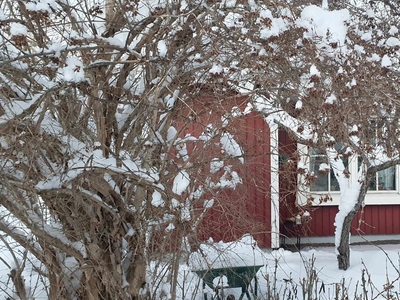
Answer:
[297,144,400,206]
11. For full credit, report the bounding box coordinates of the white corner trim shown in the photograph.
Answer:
[270,124,280,248]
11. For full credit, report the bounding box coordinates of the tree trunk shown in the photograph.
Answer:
[336,173,372,270]
[336,211,354,270]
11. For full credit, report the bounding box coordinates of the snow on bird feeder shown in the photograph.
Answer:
[213,275,229,288]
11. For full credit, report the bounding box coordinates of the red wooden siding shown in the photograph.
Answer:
[307,205,400,237]
[175,96,272,248]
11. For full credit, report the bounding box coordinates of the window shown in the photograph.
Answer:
[309,144,347,192]
[309,148,340,192]
[375,166,397,191]
[358,157,396,191]
[297,143,400,206]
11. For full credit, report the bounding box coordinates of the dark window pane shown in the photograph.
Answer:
[377,166,396,190]
[330,169,340,191]
[310,156,329,191]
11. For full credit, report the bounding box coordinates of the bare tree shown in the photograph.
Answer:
[2,2,398,298]
[0,0,280,298]
[259,0,400,269]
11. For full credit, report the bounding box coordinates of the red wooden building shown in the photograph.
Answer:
[178,94,400,249]
[278,130,400,247]
[174,92,277,248]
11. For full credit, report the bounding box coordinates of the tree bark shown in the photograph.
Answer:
[10,269,27,300]
[337,211,354,270]
[336,173,372,270]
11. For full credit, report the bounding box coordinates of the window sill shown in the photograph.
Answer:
[302,191,400,206]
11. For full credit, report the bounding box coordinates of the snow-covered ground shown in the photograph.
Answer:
[185,237,400,300]
[1,237,399,299]
[259,244,400,300]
